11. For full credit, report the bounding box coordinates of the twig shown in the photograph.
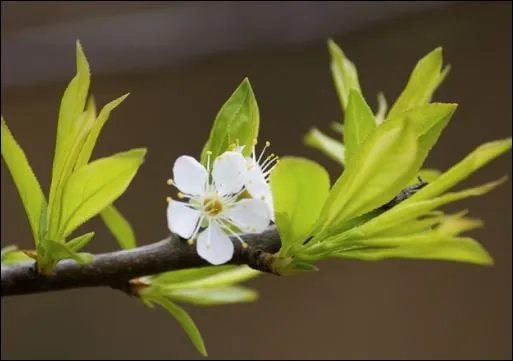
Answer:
[1,226,281,297]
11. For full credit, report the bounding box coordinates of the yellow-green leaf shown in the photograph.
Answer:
[387,47,445,119]
[200,78,259,165]
[328,39,362,112]
[75,93,130,168]
[303,128,345,165]
[67,232,95,252]
[344,89,377,165]
[58,148,147,238]
[1,118,47,244]
[270,157,331,257]
[166,286,258,306]
[100,204,137,249]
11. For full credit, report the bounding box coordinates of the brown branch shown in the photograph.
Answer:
[1,226,281,297]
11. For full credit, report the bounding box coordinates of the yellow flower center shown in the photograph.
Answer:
[203,197,223,217]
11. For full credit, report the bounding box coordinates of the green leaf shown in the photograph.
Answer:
[166,286,258,306]
[58,148,147,238]
[375,92,388,125]
[278,259,319,275]
[67,232,95,252]
[47,99,97,238]
[161,266,260,290]
[328,39,362,112]
[319,116,419,232]
[200,78,259,165]
[53,40,91,174]
[75,93,130,168]
[387,47,444,119]
[145,294,207,357]
[398,103,457,171]
[336,235,493,266]
[1,245,32,266]
[343,89,376,165]
[44,240,94,265]
[404,138,512,204]
[150,265,237,286]
[334,177,507,240]
[303,128,345,165]
[270,157,331,257]
[100,204,137,249]
[1,118,47,244]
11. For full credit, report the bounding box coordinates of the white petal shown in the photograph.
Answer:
[245,163,269,198]
[224,199,272,233]
[173,155,208,196]
[196,222,234,265]
[167,200,201,239]
[212,151,247,196]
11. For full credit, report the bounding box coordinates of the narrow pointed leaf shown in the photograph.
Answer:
[387,47,444,119]
[150,266,236,285]
[146,294,207,357]
[328,39,361,111]
[100,204,137,249]
[344,89,376,165]
[166,286,258,306]
[375,92,388,125]
[75,93,130,168]
[200,78,259,165]
[304,128,345,165]
[67,232,95,252]
[404,138,512,204]
[163,266,260,290]
[1,118,47,244]
[58,148,147,238]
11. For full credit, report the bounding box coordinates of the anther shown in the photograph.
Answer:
[166,197,172,203]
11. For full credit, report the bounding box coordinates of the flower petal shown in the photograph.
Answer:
[167,200,201,239]
[173,155,208,196]
[244,164,275,221]
[224,199,272,233]
[196,222,234,265]
[212,151,247,196]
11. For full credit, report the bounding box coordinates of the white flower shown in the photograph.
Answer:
[166,151,272,265]
[235,140,278,221]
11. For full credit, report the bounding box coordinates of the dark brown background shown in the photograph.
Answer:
[1,2,511,360]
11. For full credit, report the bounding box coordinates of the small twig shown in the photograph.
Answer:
[1,226,281,297]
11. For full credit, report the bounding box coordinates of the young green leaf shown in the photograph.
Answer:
[144,294,207,357]
[303,128,345,165]
[270,157,331,257]
[75,93,130,168]
[328,39,362,112]
[58,148,147,238]
[67,232,95,252]
[150,266,237,286]
[1,245,32,266]
[200,78,259,165]
[404,138,512,204]
[100,204,137,249]
[1,118,47,244]
[161,266,260,290]
[47,99,97,238]
[387,47,444,119]
[330,122,344,134]
[44,240,94,265]
[319,117,419,232]
[333,177,507,240]
[335,235,493,266]
[53,40,91,177]
[343,89,376,165]
[166,286,258,306]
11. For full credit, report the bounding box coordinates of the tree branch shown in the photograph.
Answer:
[1,226,281,298]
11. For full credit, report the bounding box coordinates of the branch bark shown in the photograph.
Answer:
[1,226,281,297]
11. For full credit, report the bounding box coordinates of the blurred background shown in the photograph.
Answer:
[1,1,511,359]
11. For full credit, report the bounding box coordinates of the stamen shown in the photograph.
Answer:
[166,178,174,186]
[188,216,204,244]
[256,140,271,163]
[187,239,194,246]
[177,192,186,199]
[166,197,172,203]
[218,218,248,245]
